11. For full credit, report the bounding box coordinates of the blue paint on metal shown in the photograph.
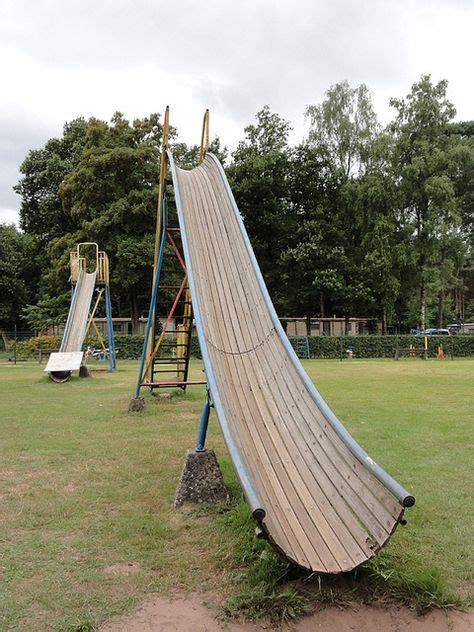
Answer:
[167,149,265,520]
[105,284,116,372]
[195,396,210,452]
[134,200,167,399]
[209,153,415,508]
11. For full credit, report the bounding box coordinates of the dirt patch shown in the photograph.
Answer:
[296,604,472,631]
[100,595,258,631]
[100,594,473,631]
[103,562,141,576]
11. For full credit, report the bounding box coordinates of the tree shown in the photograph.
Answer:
[389,75,468,329]
[295,82,385,332]
[15,111,230,329]
[228,106,292,306]
[305,81,379,180]
[0,224,38,328]
[172,136,228,168]
[15,119,89,242]
[282,144,340,329]
[58,112,166,326]
[22,292,70,333]
[446,121,474,323]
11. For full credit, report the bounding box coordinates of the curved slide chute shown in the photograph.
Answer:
[45,268,97,381]
[168,150,414,573]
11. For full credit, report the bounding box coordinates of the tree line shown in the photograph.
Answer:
[1,74,472,334]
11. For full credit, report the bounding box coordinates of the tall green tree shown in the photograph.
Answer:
[58,112,165,325]
[389,75,467,329]
[306,81,380,180]
[228,106,292,305]
[294,82,386,332]
[446,121,474,323]
[0,224,38,328]
[15,119,89,242]
[282,144,340,328]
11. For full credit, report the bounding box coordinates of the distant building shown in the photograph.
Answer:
[48,316,176,337]
[49,315,380,338]
[281,317,381,336]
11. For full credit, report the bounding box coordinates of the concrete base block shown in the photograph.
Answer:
[79,365,91,378]
[174,449,229,508]
[128,396,145,412]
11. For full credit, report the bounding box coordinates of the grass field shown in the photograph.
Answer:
[0,357,472,630]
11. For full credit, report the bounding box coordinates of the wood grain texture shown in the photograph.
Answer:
[61,270,97,352]
[174,155,404,572]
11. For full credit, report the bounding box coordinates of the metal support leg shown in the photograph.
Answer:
[195,396,211,452]
[134,207,167,399]
[105,284,116,372]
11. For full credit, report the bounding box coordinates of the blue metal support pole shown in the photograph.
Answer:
[134,199,167,399]
[105,284,116,372]
[195,394,211,452]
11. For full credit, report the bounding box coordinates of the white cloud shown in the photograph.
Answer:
[0,207,20,225]
[0,0,472,223]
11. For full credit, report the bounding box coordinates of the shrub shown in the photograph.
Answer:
[301,334,474,359]
[11,333,474,360]
[13,335,62,360]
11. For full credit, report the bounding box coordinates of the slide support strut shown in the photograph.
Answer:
[134,197,167,398]
[105,283,116,372]
[195,389,211,452]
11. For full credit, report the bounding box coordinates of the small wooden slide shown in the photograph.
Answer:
[45,269,97,381]
[168,151,414,573]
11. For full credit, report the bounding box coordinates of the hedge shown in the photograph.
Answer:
[9,333,474,360]
[302,334,474,358]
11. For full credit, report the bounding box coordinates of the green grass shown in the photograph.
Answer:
[0,357,472,629]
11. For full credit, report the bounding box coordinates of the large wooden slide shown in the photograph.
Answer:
[169,151,415,573]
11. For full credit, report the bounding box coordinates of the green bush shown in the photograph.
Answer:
[305,335,474,358]
[13,335,62,360]
[10,333,474,361]
[190,336,202,358]
[113,335,145,359]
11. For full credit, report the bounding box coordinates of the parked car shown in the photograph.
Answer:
[413,328,450,336]
[447,323,474,334]
[424,328,451,336]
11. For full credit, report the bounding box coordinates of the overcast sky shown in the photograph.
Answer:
[1,0,472,225]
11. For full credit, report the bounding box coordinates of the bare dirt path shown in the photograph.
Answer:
[100,594,472,631]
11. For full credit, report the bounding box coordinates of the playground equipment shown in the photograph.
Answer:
[133,108,207,394]
[45,243,116,382]
[135,109,415,573]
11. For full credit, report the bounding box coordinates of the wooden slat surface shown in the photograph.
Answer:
[61,271,97,352]
[174,155,404,572]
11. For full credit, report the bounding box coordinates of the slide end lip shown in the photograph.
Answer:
[252,507,266,522]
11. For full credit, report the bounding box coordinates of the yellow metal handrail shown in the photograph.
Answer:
[199,109,210,163]
[70,244,109,284]
[144,106,170,379]
[97,251,109,284]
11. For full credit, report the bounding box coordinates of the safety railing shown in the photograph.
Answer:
[70,243,109,284]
